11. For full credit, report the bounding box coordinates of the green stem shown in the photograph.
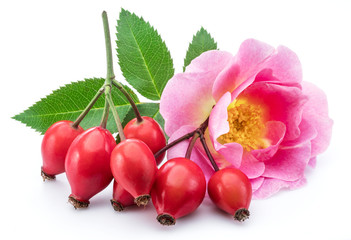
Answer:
[101,11,125,140]
[112,79,143,123]
[102,11,114,84]
[72,88,105,129]
[106,87,126,141]
[185,132,200,159]
[100,95,109,128]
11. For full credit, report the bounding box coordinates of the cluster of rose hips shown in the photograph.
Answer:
[39,11,253,226]
[41,99,252,225]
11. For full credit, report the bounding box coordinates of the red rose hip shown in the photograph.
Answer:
[110,138,157,206]
[208,168,252,221]
[124,116,166,165]
[151,158,206,226]
[65,126,116,208]
[110,180,135,211]
[41,120,84,180]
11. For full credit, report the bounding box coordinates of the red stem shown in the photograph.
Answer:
[154,130,197,159]
[198,131,219,171]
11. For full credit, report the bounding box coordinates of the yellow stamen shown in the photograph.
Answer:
[217,99,267,151]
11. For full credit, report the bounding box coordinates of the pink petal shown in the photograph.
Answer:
[166,125,215,181]
[301,81,333,157]
[289,177,307,189]
[251,121,286,162]
[230,75,256,102]
[215,142,244,168]
[262,142,311,181]
[239,152,265,178]
[212,39,275,101]
[160,51,233,137]
[308,157,317,168]
[230,44,303,101]
[253,178,289,199]
[208,92,243,168]
[212,59,241,102]
[238,82,308,141]
[255,45,303,86]
[185,50,233,74]
[160,72,216,136]
[250,177,264,192]
[252,177,307,199]
[283,119,317,146]
[208,92,231,145]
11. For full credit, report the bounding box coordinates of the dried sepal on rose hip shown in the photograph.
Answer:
[110,180,135,212]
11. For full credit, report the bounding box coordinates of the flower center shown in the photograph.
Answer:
[217,99,267,151]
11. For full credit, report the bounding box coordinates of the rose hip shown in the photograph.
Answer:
[151,158,206,226]
[124,116,166,165]
[41,120,84,180]
[208,168,252,221]
[110,138,157,206]
[65,126,116,208]
[110,180,135,211]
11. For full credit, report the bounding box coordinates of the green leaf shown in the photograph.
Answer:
[12,78,140,134]
[183,27,217,71]
[116,8,174,100]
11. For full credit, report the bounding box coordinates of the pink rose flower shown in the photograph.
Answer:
[160,39,333,199]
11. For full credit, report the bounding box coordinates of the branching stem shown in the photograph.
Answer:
[106,86,125,141]
[72,88,104,128]
[185,132,200,159]
[199,131,219,171]
[153,115,219,172]
[154,130,197,159]
[100,11,125,139]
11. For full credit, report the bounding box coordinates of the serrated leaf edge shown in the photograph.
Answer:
[183,27,217,71]
[116,8,174,100]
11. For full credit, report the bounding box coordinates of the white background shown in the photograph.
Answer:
[1,0,350,239]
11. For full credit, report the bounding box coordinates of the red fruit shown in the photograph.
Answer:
[110,180,135,211]
[65,126,116,208]
[124,116,166,165]
[110,139,157,207]
[41,120,84,180]
[208,168,252,221]
[151,158,206,226]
